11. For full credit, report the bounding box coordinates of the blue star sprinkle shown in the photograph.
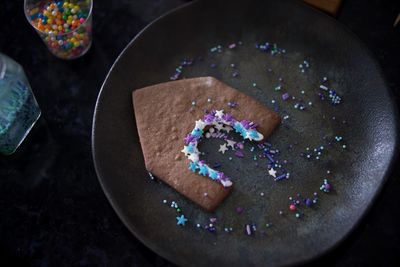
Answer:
[198,165,208,176]
[188,162,198,172]
[176,215,188,226]
[208,169,218,180]
[191,128,203,138]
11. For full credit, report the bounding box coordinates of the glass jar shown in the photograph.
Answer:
[0,53,41,155]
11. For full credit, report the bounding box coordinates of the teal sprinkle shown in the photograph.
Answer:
[188,162,198,172]
[208,169,218,180]
[198,165,208,176]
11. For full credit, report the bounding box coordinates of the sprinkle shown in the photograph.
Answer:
[235,151,244,158]
[191,100,196,106]
[274,173,287,181]
[320,179,332,193]
[295,213,301,218]
[163,199,167,204]
[245,224,252,236]
[236,207,244,214]
[219,143,228,154]
[236,142,244,150]
[289,204,296,211]
[282,93,290,101]
[228,43,236,49]
[207,98,212,103]
[319,85,329,91]
[268,168,277,178]
[176,215,188,226]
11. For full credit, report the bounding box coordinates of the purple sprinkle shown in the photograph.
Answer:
[236,207,244,214]
[213,163,221,168]
[305,198,313,207]
[222,113,234,122]
[184,134,195,145]
[228,43,237,49]
[232,71,239,77]
[282,92,290,101]
[235,151,244,158]
[265,153,275,163]
[236,142,244,150]
[210,217,217,223]
[325,183,332,190]
[208,227,216,233]
[203,113,215,123]
[274,173,287,181]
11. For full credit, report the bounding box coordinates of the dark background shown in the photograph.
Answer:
[0,0,399,266]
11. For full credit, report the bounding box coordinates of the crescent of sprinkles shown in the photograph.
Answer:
[181,109,263,187]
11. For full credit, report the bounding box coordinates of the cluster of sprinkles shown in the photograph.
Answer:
[162,199,188,226]
[318,78,342,105]
[255,42,286,55]
[181,109,264,187]
[299,60,310,73]
[288,192,319,219]
[159,40,347,236]
[170,58,194,80]
[27,1,92,59]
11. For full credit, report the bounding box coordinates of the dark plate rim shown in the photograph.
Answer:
[91,0,399,266]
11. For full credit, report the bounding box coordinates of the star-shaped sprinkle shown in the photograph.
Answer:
[199,165,208,176]
[215,110,224,118]
[176,215,188,226]
[195,119,206,130]
[189,162,198,172]
[214,123,224,131]
[219,143,228,154]
[226,140,236,149]
[188,153,199,162]
[181,146,190,156]
[268,168,277,178]
[209,170,218,180]
[224,126,233,133]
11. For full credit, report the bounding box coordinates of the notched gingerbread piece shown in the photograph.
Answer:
[132,77,280,212]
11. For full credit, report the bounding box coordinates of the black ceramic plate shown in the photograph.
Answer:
[92,0,398,266]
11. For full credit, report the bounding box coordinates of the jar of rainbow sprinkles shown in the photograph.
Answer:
[24,0,93,60]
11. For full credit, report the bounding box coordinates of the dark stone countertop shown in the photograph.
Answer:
[0,0,399,266]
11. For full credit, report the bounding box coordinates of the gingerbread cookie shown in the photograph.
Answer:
[132,77,280,211]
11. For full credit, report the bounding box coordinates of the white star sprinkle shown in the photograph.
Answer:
[268,168,277,178]
[224,126,233,133]
[226,140,236,149]
[181,146,190,156]
[214,123,224,131]
[195,119,206,130]
[188,153,199,162]
[219,143,228,154]
[215,110,224,118]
